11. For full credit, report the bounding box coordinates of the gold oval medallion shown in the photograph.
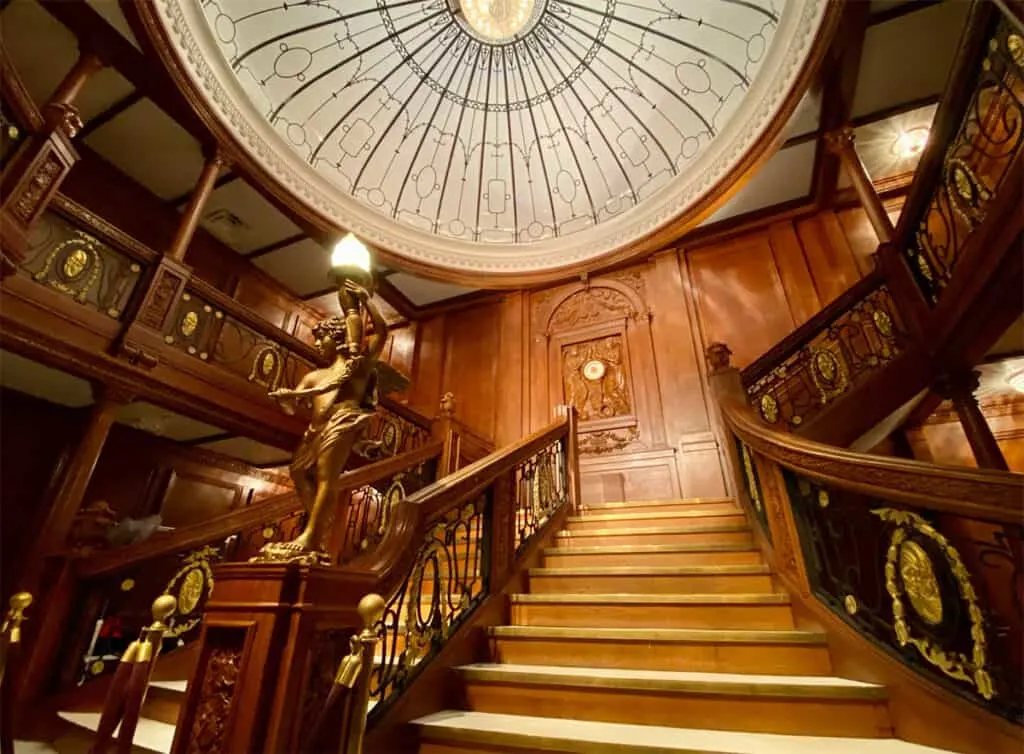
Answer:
[844,594,858,615]
[180,310,199,337]
[873,309,893,337]
[1008,34,1024,67]
[90,660,105,676]
[899,539,944,626]
[62,248,89,279]
[759,394,778,423]
[261,351,276,376]
[814,350,838,383]
[177,567,205,615]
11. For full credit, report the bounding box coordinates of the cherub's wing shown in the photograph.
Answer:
[374,361,410,396]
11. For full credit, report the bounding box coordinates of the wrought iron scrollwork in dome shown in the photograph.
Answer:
[369,493,490,715]
[200,0,783,246]
[905,18,1024,304]
[745,284,904,431]
[783,471,1021,722]
[514,437,569,553]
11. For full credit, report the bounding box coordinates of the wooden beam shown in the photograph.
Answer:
[39,0,212,145]
[810,1,870,209]
[246,233,306,260]
[77,90,144,140]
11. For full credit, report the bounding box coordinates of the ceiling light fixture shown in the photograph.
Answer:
[1007,370,1024,394]
[458,0,536,41]
[892,127,929,159]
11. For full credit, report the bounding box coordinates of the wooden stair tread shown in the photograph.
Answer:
[567,510,739,523]
[583,498,735,510]
[510,593,790,605]
[457,664,885,699]
[530,564,770,576]
[148,680,187,693]
[414,711,956,753]
[544,543,759,555]
[57,712,172,754]
[558,522,749,536]
[488,626,826,644]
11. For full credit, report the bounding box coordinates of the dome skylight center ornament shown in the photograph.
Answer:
[458,0,539,41]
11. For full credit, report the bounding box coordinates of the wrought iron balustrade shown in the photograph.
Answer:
[742,278,905,431]
[513,437,569,554]
[903,15,1024,304]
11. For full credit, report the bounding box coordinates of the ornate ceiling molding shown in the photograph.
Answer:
[144,0,832,281]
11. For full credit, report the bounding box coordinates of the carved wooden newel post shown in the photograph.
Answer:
[169,564,377,754]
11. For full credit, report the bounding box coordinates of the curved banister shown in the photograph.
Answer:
[75,440,444,579]
[353,415,572,584]
[741,272,885,387]
[378,395,432,431]
[718,388,1023,523]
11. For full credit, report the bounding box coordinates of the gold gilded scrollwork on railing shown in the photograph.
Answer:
[371,495,488,713]
[161,545,218,639]
[515,440,568,552]
[746,284,902,430]
[906,18,1024,302]
[873,507,994,700]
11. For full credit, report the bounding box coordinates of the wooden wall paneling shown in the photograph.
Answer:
[495,292,526,447]
[528,288,555,435]
[687,236,797,368]
[407,315,446,419]
[439,302,501,443]
[795,213,864,306]
[578,448,681,504]
[836,205,886,276]
[231,274,293,331]
[647,251,729,497]
[767,221,822,326]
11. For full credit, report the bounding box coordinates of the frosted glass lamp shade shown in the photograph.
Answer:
[331,233,372,271]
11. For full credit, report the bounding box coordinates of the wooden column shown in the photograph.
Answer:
[0,49,104,275]
[167,151,227,263]
[826,128,895,244]
[935,369,1009,471]
[29,385,132,564]
[16,385,131,704]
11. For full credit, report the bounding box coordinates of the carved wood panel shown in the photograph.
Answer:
[561,335,632,422]
[183,626,246,754]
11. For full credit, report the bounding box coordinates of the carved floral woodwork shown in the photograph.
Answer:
[548,287,637,331]
[561,335,631,422]
[184,631,244,754]
[577,426,640,455]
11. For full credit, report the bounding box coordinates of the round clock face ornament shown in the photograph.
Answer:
[582,360,606,381]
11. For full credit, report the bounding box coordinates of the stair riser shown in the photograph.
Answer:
[566,514,746,532]
[489,638,832,675]
[529,573,775,594]
[555,529,753,548]
[582,501,739,516]
[510,602,796,630]
[463,683,893,738]
[140,686,184,726]
[542,550,763,568]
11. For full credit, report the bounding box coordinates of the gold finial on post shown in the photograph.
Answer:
[150,594,177,629]
[137,594,177,664]
[439,392,456,418]
[3,592,33,645]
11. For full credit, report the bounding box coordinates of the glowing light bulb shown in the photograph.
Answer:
[331,233,371,271]
[1008,371,1024,394]
[892,128,929,159]
[459,0,536,41]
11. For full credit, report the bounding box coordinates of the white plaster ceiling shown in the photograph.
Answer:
[153,0,830,274]
[851,0,970,120]
[0,349,94,407]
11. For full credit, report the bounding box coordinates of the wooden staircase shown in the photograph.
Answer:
[414,497,955,754]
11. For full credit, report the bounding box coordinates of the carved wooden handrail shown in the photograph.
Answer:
[741,272,885,387]
[379,395,433,431]
[76,441,445,579]
[718,388,1022,524]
